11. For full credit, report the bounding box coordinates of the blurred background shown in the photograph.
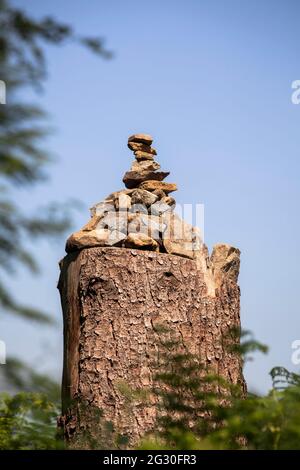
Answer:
[1,0,300,396]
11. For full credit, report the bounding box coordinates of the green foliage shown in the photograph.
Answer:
[0,392,63,449]
[153,348,221,443]
[140,329,300,450]
[226,327,269,362]
[139,333,233,450]
[209,383,300,450]
[1,329,299,450]
[2,358,60,402]
[0,0,111,322]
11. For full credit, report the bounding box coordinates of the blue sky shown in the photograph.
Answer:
[1,0,300,392]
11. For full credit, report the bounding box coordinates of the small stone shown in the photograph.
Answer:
[128,142,157,155]
[162,213,193,240]
[162,196,176,207]
[128,133,153,145]
[105,189,134,201]
[98,211,129,234]
[163,239,194,259]
[124,233,159,251]
[128,213,166,240]
[139,181,177,194]
[149,200,171,216]
[129,203,148,215]
[162,213,200,259]
[123,170,170,189]
[127,213,137,223]
[134,151,154,161]
[131,160,160,172]
[90,200,115,217]
[106,230,127,246]
[115,193,131,211]
[153,189,166,199]
[131,189,158,207]
[81,215,103,232]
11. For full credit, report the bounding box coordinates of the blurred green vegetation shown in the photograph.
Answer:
[0,0,111,324]
[139,332,300,450]
[0,392,62,449]
[0,328,299,450]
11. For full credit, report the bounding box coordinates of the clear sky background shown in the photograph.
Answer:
[1,0,300,393]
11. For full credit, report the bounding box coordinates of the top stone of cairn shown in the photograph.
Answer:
[128,133,153,146]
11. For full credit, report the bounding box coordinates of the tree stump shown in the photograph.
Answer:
[58,245,246,448]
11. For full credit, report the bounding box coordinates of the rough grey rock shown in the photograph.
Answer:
[106,230,127,246]
[98,211,129,234]
[131,189,158,207]
[90,200,115,217]
[128,213,166,241]
[129,203,149,215]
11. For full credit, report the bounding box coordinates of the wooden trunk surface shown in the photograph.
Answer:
[58,246,245,447]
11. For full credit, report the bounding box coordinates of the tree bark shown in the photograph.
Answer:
[57,245,246,448]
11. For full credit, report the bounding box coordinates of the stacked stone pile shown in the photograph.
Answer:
[66,134,202,260]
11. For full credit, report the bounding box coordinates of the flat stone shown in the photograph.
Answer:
[139,181,177,194]
[131,160,160,172]
[123,170,170,189]
[131,189,158,207]
[124,233,159,251]
[66,228,110,253]
[128,142,157,155]
[134,151,154,161]
[65,226,128,252]
[128,133,153,145]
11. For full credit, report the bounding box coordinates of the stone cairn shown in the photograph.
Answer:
[60,134,244,447]
[66,133,202,260]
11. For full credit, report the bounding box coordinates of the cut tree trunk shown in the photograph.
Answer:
[57,246,246,448]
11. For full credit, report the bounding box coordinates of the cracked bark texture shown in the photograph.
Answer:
[58,245,246,447]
